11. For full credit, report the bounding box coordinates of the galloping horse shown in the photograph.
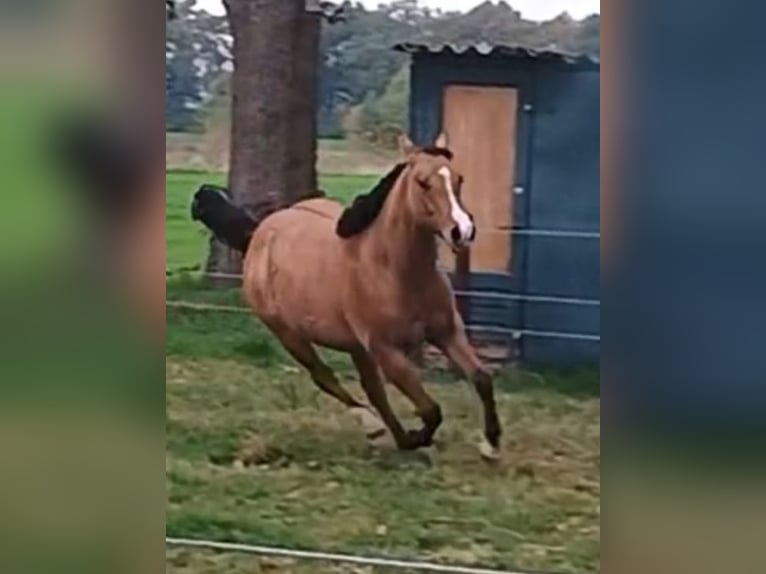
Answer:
[192,134,502,459]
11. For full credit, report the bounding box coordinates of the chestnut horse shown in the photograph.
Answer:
[192,134,502,459]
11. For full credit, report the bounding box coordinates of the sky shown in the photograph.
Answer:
[195,0,600,21]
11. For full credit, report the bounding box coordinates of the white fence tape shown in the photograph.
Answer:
[166,536,561,574]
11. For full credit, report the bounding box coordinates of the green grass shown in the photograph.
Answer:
[166,353,600,574]
[166,170,378,270]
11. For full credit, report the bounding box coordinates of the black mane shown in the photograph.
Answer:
[335,146,453,238]
[336,162,407,238]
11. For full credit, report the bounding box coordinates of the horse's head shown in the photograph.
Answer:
[399,133,475,251]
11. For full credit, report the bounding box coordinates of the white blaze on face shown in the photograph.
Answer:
[438,166,473,243]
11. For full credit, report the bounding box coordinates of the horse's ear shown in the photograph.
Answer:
[434,132,449,149]
[398,134,416,158]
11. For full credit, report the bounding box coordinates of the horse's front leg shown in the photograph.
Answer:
[351,349,412,448]
[432,325,502,460]
[368,342,442,449]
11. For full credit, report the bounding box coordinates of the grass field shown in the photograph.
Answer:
[166,164,600,573]
[166,352,599,574]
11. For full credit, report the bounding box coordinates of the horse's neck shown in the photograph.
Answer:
[363,177,438,280]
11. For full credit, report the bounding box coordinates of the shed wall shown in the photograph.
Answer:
[409,53,600,364]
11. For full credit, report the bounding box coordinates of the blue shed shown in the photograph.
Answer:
[395,42,600,365]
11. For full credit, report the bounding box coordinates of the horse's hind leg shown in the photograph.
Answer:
[270,327,362,408]
[270,327,386,439]
[366,343,442,450]
[431,327,501,460]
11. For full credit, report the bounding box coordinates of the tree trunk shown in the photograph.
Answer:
[207,0,307,278]
[286,11,321,202]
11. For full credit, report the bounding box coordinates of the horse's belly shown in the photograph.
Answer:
[273,264,356,349]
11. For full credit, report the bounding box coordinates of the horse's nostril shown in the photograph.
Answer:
[451,226,462,244]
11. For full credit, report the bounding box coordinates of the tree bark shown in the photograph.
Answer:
[286,11,321,202]
[207,0,308,278]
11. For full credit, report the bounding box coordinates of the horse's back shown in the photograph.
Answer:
[294,197,344,219]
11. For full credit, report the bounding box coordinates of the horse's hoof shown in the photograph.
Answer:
[395,429,434,451]
[478,437,501,461]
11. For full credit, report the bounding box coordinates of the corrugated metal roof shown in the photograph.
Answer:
[394,41,599,67]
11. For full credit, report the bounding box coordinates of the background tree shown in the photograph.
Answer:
[350,65,410,147]
[287,7,322,201]
[287,3,350,195]
[204,0,305,277]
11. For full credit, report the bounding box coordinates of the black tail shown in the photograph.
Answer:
[191,185,278,253]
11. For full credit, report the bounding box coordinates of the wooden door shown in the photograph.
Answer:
[440,85,518,273]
